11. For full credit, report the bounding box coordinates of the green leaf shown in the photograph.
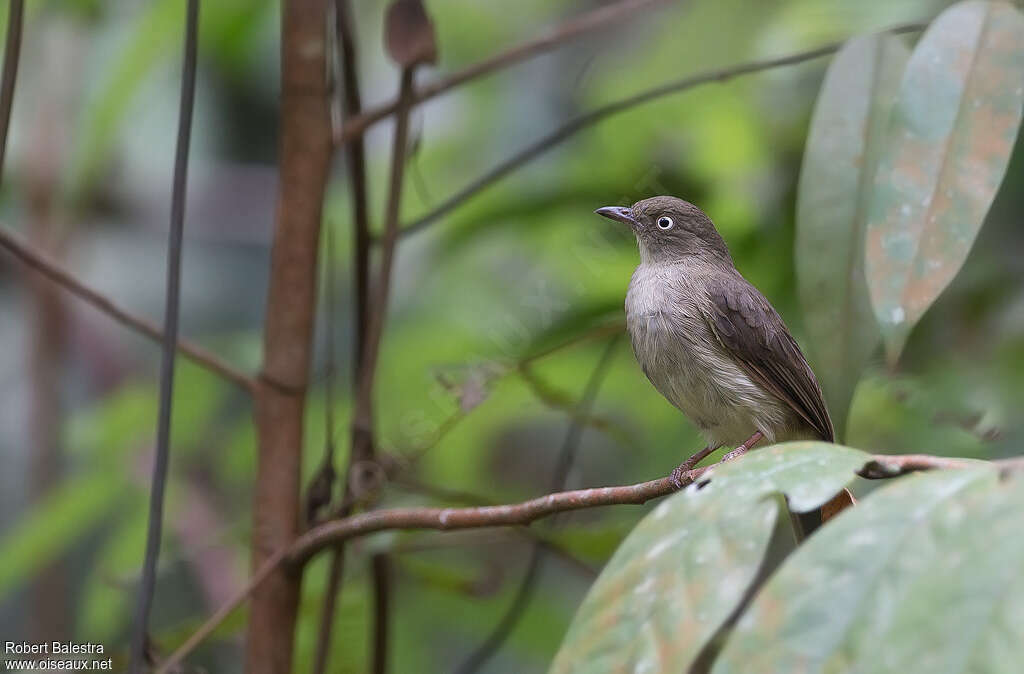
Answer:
[0,472,125,600]
[550,443,868,673]
[712,465,1024,673]
[865,0,1024,363]
[796,34,908,438]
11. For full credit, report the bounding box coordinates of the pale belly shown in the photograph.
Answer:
[625,266,794,447]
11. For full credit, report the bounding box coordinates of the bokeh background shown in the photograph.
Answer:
[1,0,1021,671]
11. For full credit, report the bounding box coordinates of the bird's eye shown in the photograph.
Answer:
[656,216,674,230]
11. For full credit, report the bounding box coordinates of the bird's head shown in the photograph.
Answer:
[595,196,732,264]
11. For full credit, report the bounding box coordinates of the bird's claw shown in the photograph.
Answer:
[722,446,746,463]
[670,463,688,489]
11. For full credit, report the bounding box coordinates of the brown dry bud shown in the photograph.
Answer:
[384,0,438,68]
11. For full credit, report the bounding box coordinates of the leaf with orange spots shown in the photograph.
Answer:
[865,0,1024,364]
[549,443,866,674]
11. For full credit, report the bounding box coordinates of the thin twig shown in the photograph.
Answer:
[395,21,927,240]
[337,0,371,381]
[354,66,415,430]
[350,60,416,674]
[0,226,256,392]
[312,1,369,670]
[304,225,339,525]
[157,450,1004,668]
[319,23,420,673]
[292,471,695,566]
[324,221,338,462]
[0,0,24,187]
[333,0,668,146]
[129,1,199,670]
[457,335,620,673]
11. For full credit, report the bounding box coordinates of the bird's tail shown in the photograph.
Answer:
[794,487,856,538]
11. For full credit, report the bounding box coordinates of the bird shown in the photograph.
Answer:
[595,196,835,507]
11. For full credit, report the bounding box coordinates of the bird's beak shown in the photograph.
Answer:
[594,205,639,229]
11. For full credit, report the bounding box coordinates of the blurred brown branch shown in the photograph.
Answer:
[333,0,669,146]
[0,226,256,392]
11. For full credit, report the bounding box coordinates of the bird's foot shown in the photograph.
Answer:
[722,430,765,463]
[670,445,718,489]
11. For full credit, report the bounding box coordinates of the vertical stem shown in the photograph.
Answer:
[316,18,414,669]
[129,1,199,669]
[336,0,370,378]
[371,554,392,674]
[347,63,414,674]
[311,2,369,671]
[353,66,414,422]
[246,0,333,672]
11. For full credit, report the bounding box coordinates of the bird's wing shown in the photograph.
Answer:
[699,272,835,442]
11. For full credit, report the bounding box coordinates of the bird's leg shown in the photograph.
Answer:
[722,430,765,463]
[670,444,721,489]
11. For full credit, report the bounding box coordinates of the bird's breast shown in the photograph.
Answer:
[624,263,789,444]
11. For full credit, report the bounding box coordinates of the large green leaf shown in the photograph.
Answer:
[550,443,868,673]
[796,34,908,438]
[712,465,1024,673]
[864,0,1024,363]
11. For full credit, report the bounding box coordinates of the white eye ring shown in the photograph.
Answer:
[657,216,674,230]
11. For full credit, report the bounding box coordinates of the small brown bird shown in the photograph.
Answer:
[596,196,834,486]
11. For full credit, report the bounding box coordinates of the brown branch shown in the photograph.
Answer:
[0,226,256,393]
[318,13,421,670]
[333,0,668,146]
[289,471,685,567]
[157,450,1004,668]
[310,2,370,670]
[344,57,416,674]
[337,0,371,383]
[395,21,928,240]
[353,66,415,434]
[245,0,334,672]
